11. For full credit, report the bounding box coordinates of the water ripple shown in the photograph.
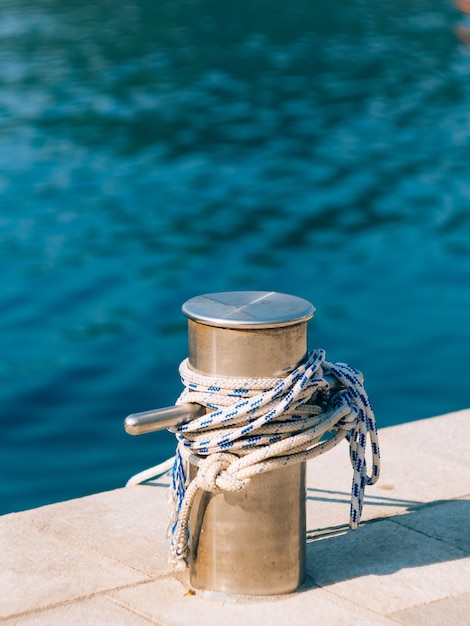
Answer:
[1,0,470,514]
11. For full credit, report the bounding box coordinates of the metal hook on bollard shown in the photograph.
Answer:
[123,373,358,435]
[124,403,206,435]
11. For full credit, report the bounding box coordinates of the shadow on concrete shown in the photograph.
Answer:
[306,485,424,541]
[307,486,424,509]
[305,496,469,587]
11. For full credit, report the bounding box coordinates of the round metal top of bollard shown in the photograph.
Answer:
[182,291,315,329]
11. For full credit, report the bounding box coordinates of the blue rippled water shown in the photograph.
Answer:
[1,0,470,514]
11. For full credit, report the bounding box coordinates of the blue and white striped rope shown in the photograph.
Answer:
[169,349,380,569]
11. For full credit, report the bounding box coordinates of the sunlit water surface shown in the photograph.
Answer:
[1,0,470,514]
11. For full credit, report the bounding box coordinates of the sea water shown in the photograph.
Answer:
[1,0,470,514]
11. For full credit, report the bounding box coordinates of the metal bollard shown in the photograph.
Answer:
[182,291,314,595]
[125,291,316,596]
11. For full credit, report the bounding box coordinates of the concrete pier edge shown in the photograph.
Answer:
[1,409,469,625]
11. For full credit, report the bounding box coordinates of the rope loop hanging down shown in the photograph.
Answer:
[168,348,380,569]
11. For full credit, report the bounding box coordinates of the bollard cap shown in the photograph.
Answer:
[182,291,315,329]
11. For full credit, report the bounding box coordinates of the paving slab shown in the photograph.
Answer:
[380,409,470,469]
[24,480,172,578]
[0,514,148,619]
[1,595,156,626]
[391,497,470,553]
[306,516,470,614]
[390,592,470,626]
[108,576,400,626]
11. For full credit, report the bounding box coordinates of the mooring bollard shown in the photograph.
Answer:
[124,290,381,597]
[181,291,314,595]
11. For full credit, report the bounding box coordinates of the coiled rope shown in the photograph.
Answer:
[169,348,380,569]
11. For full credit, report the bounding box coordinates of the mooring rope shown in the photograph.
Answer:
[168,348,380,569]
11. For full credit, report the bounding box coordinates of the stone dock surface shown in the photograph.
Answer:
[1,409,469,625]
